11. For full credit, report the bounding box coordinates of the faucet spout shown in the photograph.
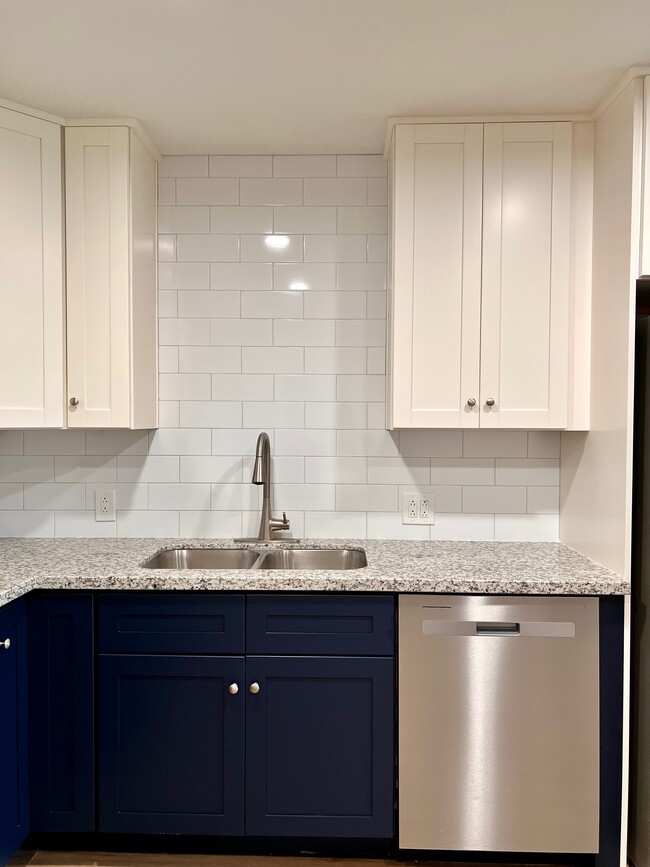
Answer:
[251,432,290,542]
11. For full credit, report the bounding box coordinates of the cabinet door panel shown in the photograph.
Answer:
[246,656,394,838]
[0,108,64,427]
[0,599,28,865]
[99,654,245,835]
[29,594,95,832]
[481,122,571,428]
[389,123,482,428]
[65,126,131,427]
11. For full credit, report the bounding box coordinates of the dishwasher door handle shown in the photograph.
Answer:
[476,621,520,636]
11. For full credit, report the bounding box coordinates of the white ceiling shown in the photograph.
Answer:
[2,0,650,155]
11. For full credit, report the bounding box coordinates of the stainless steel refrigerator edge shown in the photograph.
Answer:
[398,595,600,853]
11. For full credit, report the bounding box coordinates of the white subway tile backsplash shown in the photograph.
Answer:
[336,320,385,347]
[304,177,366,206]
[273,263,335,292]
[494,514,559,542]
[210,206,273,234]
[212,374,274,401]
[175,177,239,205]
[305,347,366,374]
[177,234,239,262]
[178,290,240,319]
[337,484,397,512]
[241,291,303,319]
[11,156,558,542]
[211,263,272,292]
[304,235,366,263]
[209,155,272,177]
[243,402,305,429]
[273,155,336,177]
[159,263,210,291]
[337,206,387,234]
[179,401,243,428]
[24,430,85,456]
[337,263,386,292]
[158,205,209,233]
[305,402,367,430]
[179,346,241,373]
[159,155,208,177]
[304,291,366,319]
[211,319,272,346]
[275,375,336,402]
[149,429,212,455]
[242,347,304,373]
[180,510,242,538]
[241,234,304,263]
[274,319,335,346]
[240,178,302,206]
[337,155,387,177]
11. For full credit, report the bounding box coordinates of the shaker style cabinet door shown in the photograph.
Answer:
[480,122,572,428]
[388,123,483,428]
[245,656,394,838]
[65,126,158,429]
[0,107,64,427]
[99,654,245,836]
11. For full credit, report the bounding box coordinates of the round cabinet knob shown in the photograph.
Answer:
[1,638,10,650]
[485,398,495,407]
[69,397,80,407]
[249,682,260,695]
[466,398,476,407]
[228,683,239,695]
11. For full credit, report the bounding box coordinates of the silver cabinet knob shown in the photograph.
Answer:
[69,397,79,407]
[485,398,495,407]
[228,683,239,695]
[466,398,476,407]
[249,682,260,695]
[1,638,10,650]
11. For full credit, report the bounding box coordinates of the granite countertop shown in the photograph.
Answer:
[0,537,629,608]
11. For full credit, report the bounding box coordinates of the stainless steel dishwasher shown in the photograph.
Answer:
[399,595,600,854]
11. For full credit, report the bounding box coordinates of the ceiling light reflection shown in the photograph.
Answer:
[265,234,290,251]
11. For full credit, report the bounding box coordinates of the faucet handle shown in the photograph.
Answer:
[270,512,291,534]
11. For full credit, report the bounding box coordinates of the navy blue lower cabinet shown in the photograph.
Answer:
[99,654,245,835]
[29,594,95,832]
[0,598,28,867]
[245,656,394,838]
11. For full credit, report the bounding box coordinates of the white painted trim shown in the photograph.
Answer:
[593,66,650,122]
[0,96,64,125]
[65,117,161,161]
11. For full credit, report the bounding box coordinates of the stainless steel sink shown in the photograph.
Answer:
[142,548,261,570]
[142,547,367,571]
[255,548,367,570]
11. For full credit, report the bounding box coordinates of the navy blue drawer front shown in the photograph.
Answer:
[99,594,245,654]
[246,595,394,656]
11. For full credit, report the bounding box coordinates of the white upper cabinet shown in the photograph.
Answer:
[388,119,575,430]
[65,125,158,429]
[480,122,571,428]
[0,105,64,428]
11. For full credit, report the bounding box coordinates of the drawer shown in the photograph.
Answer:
[99,594,245,654]
[246,595,394,656]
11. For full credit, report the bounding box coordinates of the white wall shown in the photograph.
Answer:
[0,153,560,540]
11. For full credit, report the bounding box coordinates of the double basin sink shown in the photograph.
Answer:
[142,547,367,571]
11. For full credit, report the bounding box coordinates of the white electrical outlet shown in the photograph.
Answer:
[95,490,116,522]
[402,491,435,525]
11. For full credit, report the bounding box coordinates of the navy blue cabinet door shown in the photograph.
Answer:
[0,598,28,866]
[29,594,95,832]
[246,656,394,838]
[99,654,245,836]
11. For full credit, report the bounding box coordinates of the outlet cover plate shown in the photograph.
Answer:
[402,491,435,525]
[95,489,116,522]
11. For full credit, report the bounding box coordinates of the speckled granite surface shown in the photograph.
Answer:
[0,537,629,608]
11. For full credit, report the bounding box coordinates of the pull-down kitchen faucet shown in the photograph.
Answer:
[250,432,290,542]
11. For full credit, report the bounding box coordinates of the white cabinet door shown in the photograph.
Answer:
[0,108,64,427]
[389,123,483,428]
[480,122,572,428]
[65,127,132,428]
